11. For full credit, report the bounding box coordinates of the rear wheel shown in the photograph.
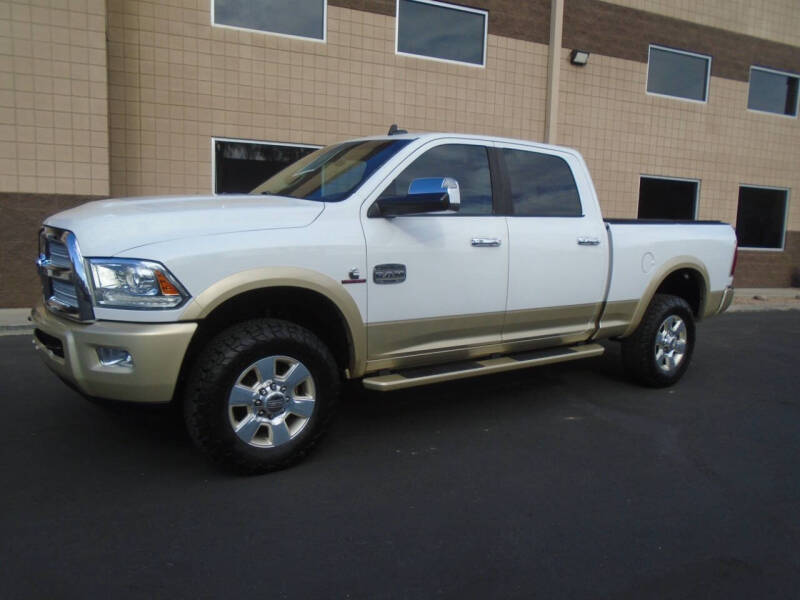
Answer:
[184,318,340,474]
[621,294,695,387]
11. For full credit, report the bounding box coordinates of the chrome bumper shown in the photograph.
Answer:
[31,300,197,403]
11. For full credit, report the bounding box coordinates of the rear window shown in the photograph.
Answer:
[502,149,582,217]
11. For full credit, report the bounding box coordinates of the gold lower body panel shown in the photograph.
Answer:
[365,300,639,373]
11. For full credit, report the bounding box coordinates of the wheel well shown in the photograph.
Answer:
[654,269,704,317]
[174,287,353,402]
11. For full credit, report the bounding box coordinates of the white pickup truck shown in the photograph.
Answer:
[32,132,737,472]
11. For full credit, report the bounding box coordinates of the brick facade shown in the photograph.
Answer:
[0,0,797,308]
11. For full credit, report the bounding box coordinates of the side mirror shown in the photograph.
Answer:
[369,177,461,218]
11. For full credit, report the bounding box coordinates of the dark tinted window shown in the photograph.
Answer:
[638,177,698,220]
[252,139,412,202]
[736,186,788,249]
[215,140,317,194]
[748,67,799,116]
[397,0,486,66]
[647,46,710,102]
[502,149,582,217]
[214,0,325,40]
[378,144,493,215]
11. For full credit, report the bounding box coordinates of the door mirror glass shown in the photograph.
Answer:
[408,177,461,208]
[370,177,461,217]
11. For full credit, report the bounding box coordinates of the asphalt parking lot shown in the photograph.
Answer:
[1,311,799,599]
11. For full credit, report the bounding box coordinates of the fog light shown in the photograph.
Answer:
[97,347,133,368]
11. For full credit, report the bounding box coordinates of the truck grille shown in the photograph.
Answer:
[47,240,72,269]
[51,278,79,307]
[37,227,94,322]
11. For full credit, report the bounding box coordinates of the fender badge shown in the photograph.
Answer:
[342,267,366,285]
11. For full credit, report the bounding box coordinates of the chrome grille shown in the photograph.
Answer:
[51,278,78,308]
[47,240,72,269]
[37,227,94,322]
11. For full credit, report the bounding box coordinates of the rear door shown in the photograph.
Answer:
[361,139,509,368]
[499,144,608,345]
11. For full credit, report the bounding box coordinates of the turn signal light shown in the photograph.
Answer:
[155,270,181,296]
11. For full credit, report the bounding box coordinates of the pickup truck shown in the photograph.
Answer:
[32,132,737,472]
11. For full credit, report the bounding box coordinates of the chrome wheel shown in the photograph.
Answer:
[227,355,316,448]
[654,315,688,375]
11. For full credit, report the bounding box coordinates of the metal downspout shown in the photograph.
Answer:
[545,0,564,144]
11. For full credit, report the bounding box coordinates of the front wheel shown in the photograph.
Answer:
[184,319,340,474]
[621,294,695,388]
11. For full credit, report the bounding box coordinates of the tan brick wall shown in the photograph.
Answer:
[0,0,109,196]
[603,0,800,48]
[106,3,549,197]
[557,49,799,237]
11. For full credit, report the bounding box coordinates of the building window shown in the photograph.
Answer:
[502,149,582,217]
[213,138,319,194]
[747,67,799,117]
[736,186,789,250]
[638,176,699,220]
[396,0,487,67]
[646,45,711,102]
[212,0,326,41]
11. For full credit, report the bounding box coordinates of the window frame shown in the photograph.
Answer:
[746,65,800,119]
[210,0,327,43]
[394,0,488,68]
[638,174,701,220]
[646,44,712,104]
[211,136,321,195]
[736,184,790,252]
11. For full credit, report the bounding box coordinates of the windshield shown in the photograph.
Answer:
[250,139,413,202]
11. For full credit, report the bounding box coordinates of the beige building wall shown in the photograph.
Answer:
[603,0,800,47]
[0,0,109,196]
[558,49,799,232]
[106,3,550,197]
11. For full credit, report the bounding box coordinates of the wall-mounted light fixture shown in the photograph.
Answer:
[570,49,590,66]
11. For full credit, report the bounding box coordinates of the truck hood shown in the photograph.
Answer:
[44,194,325,256]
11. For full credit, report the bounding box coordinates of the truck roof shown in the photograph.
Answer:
[345,132,581,156]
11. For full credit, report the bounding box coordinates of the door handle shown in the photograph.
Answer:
[577,237,600,246]
[471,238,502,247]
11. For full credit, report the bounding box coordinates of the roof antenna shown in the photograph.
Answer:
[387,124,407,135]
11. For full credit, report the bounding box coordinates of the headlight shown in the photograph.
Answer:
[87,258,189,309]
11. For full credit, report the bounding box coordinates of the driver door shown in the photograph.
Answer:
[360,140,509,370]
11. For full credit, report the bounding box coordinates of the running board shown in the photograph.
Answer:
[362,343,605,391]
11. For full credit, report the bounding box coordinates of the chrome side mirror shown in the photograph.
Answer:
[408,177,460,210]
[369,177,461,218]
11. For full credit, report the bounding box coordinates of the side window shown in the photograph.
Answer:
[378,144,493,215]
[502,148,582,217]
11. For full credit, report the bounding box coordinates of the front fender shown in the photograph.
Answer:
[180,267,367,377]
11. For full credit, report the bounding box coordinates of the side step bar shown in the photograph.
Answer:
[362,343,605,391]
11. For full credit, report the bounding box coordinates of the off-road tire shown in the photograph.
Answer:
[621,294,695,388]
[184,318,340,474]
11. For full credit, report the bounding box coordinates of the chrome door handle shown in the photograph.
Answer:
[577,237,600,246]
[471,238,502,247]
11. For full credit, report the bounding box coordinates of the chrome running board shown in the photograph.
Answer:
[362,343,605,391]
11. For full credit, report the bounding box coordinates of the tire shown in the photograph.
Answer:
[621,294,695,388]
[184,318,340,474]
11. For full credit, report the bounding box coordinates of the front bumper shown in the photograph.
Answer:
[31,300,197,403]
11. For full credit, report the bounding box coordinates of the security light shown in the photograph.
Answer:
[570,49,590,66]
